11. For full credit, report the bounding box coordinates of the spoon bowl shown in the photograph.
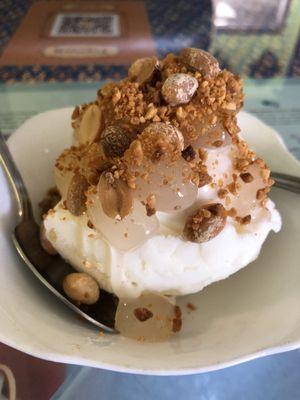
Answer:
[0,132,117,333]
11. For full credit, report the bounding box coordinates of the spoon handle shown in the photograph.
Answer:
[271,172,300,194]
[0,132,33,220]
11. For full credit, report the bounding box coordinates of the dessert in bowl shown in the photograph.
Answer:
[41,48,281,341]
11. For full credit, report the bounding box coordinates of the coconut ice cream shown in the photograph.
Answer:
[41,48,281,340]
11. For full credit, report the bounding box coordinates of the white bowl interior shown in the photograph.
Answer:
[0,108,299,375]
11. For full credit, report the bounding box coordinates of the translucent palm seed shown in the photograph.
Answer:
[191,123,232,150]
[197,142,268,219]
[230,163,267,217]
[196,145,235,205]
[87,192,159,251]
[134,159,198,213]
[115,293,177,341]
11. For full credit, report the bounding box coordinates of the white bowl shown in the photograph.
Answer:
[0,108,299,375]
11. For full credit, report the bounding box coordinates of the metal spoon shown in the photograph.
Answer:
[0,132,117,333]
[271,171,300,193]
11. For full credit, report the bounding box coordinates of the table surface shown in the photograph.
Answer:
[0,0,299,399]
[53,350,300,400]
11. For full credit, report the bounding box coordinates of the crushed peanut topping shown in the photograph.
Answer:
[236,215,252,225]
[54,48,272,235]
[145,194,156,216]
[217,188,228,199]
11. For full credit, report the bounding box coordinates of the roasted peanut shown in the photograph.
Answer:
[75,104,102,145]
[101,125,132,158]
[140,122,184,162]
[183,203,227,243]
[98,172,133,219]
[180,48,220,77]
[128,57,159,85]
[63,272,100,305]
[162,73,198,106]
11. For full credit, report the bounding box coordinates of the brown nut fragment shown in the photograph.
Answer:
[124,139,144,168]
[134,307,154,322]
[183,203,227,243]
[76,104,102,145]
[217,188,228,199]
[222,102,236,112]
[256,188,267,201]
[162,73,198,106]
[101,125,132,158]
[180,48,220,77]
[172,305,182,333]
[98,171,133,219]
[191,169,212,188]
[66,173,89,216]
[128,57,159,85]
[100,82,116,97]
[63,272,100,305]
[140,122,184,162]
[182,145,196,162]
[240,172,254,183]
[236,215,252,225]
[40,222,57,255]
[145,194,156,216]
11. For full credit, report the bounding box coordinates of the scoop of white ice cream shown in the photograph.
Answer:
[43,199,281,298]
